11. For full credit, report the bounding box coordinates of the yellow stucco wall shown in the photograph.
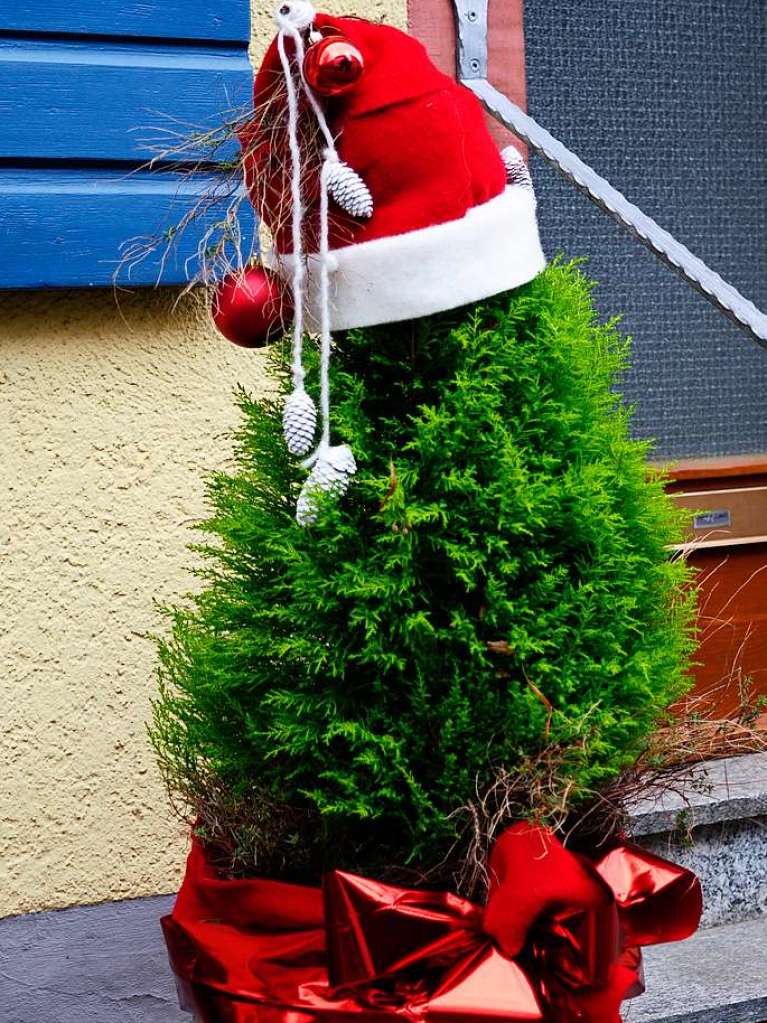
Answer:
[251,0,403,50]
[0,0,407,919]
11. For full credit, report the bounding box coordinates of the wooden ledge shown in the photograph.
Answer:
[652,454,767,490]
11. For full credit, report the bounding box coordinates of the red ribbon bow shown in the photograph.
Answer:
[162,824,702,1023]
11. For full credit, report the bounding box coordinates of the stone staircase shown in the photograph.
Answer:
[1,753,765,1023]
[627,752,767,1022]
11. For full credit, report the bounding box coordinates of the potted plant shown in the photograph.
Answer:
[153,6,702,1021]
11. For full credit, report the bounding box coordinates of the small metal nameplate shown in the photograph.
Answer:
[693,510,732,530]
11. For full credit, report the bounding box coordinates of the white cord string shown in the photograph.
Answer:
[276,29,306,392]
[274,3,356,507]
[281,22,339,160]
[294,39,338,156]
[318,154,333,449]
[276,11,338,461]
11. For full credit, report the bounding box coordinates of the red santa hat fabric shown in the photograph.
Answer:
[243,5,546,332]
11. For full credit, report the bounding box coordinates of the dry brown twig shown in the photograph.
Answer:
[114,66,351,304]
[451,678,766,899]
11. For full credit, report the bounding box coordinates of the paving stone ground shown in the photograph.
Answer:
[2,894,766,1023]
[626,915,767,1023]
[0,895,184,1023]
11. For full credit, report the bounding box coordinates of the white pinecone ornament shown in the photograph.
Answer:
[501,145,533,189]
[324,151,374,219]
[296,443,357,526]
[283,387,317,456]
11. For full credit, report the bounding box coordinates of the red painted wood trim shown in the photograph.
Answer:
[654,454,767,493]
[407,0,528,152]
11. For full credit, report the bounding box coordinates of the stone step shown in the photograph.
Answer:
[629,751,767,928]
[627,915,767,1022]
[1,894,765,1022]
[630,752,767,836]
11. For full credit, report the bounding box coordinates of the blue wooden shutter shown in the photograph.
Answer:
[0,0,257,288]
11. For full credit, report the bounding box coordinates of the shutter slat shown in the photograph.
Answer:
[0,0,256,289]
[0,38,251,163]
[2,0,249,44]
[0,168,257,288]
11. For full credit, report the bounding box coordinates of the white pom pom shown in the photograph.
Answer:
[501,145,533,189]
[324,153,374,219]
[283,388,317,457]
[296,444,357,526]
[273,1,315,31]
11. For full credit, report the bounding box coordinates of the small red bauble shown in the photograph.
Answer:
[211,267,290,348]
[303,35,365,96]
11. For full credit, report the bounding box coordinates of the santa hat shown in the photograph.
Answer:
[246,3,545,333]
[241,2,545,523]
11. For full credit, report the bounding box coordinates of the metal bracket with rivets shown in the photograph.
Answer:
[451,0,767,350]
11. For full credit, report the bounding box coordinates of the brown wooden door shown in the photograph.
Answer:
[666,457,767,719]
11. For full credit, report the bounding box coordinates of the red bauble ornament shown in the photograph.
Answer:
[211,267,290,348]
[303,35,365,96]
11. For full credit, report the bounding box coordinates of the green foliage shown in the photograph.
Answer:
[151,261,696,882]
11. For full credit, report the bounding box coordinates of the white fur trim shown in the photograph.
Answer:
[276,185,546,331]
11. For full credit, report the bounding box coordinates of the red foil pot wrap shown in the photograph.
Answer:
[162,823,702,1023]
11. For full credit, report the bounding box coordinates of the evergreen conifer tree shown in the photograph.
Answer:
[151,261,695,890]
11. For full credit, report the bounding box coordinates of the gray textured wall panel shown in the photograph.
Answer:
[0,895,185,1022]
[524,0,766,458]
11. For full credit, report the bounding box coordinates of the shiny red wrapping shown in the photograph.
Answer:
[162,823,702,1023]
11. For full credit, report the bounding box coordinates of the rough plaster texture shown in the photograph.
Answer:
[0,289,268,917]
[1,1,407,921]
